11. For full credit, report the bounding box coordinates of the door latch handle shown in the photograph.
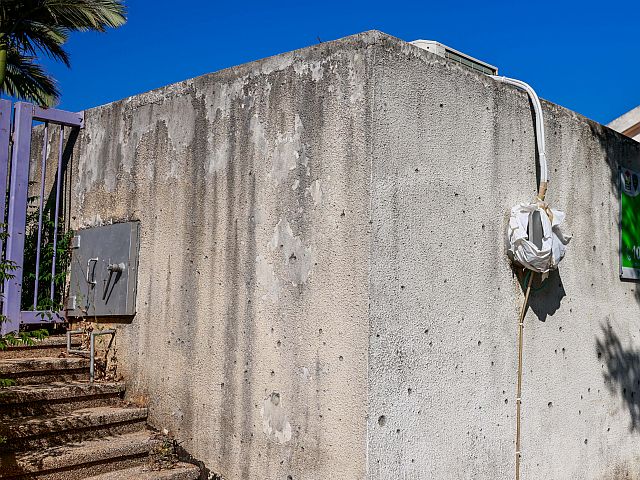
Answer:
[107,262,125,273]
[86,257,98,285]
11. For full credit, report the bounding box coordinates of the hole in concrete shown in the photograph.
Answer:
[378,415,387,426]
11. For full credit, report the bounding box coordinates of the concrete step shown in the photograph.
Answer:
[84,463,201,480]
[0,357,90,385]
[0,430,157,479]
[0,336,80,359]
[0,382,125,417]
[0,406,148,450]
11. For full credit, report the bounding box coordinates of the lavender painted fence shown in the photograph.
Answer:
[0,102,83,335]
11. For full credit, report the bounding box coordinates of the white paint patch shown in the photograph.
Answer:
[249,116,268,154]
[255,255,280,301]
[164,95,196,160]
[81,214,108,228]
[209,138,230,174]
[78,125,106,191]
[308,179,323,206]
[293,60,325,82]
[292,179,300,191]
[270,115,305,182]
[348,54,365,104]
[171,408,184,422]
[301,366,312,382]
[125,94,197,181]
[211,80,246,117]
[270,218,314,286]
[261,392,292,444]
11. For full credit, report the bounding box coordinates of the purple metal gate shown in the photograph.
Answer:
[0,101,84,335]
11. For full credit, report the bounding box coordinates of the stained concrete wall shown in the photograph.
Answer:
[367,36,640,479]
[69,34,374,479]
[68,31,640,479]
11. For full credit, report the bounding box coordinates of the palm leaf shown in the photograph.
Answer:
[3,47,58,107]
[11,22,70,67]
[0,0,126,104]
[37,0,126,31]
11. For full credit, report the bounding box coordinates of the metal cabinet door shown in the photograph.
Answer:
[67,222,140,317]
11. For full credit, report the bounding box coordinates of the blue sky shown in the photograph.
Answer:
[42,0,638,125]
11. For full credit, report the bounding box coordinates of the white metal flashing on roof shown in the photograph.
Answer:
[410,40,498,75]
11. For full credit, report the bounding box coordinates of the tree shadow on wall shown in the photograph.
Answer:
[596,321,640,432]
[589,122,640,307]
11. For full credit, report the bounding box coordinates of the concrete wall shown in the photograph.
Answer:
[69,33,375,479]
[367,36,640,479]
[68,31,640,479]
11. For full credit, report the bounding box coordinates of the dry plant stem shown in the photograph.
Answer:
[515,181,547,480]
[515,273,533,480]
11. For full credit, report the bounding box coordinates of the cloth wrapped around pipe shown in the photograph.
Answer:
[507,202,572,276]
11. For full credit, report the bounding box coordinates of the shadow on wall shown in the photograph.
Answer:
[590,124,640,432]
[527,270,566,322]
[590,123,640,306]
[596,321,640,432]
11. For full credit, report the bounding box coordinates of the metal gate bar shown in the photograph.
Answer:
[0,100,11,246]
[50,125,65,303]
[33,121,49,308]
[1,102,83,335]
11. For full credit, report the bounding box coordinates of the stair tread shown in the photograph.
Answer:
[3,335,79,349]
[0,381,124,405]
[0,356,89,374]
[0,430,155,475]
[83,462,201,480]
[0,405,147,438]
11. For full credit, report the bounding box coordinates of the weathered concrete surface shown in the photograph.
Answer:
[367,36,640,480]
[70,32,373,480]
[67,31,640,479]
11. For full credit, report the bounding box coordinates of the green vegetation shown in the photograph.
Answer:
[21,194,74,312]
[0,0,126,106]
[0,222,50,388]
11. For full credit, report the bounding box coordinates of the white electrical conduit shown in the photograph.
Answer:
[490,76,548,189]
[493,74,548,480]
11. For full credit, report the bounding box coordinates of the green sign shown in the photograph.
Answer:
[620,167,640,279]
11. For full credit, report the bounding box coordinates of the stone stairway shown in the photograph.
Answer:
[0,335,200,479]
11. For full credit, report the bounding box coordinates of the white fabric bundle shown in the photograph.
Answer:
[507,202,572,274]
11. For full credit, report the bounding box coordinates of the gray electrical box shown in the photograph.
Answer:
[67,222,140,318]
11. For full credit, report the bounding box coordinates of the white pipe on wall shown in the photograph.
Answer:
[490,76,548,185]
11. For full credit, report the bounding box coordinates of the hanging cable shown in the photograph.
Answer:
[491,75,549,480]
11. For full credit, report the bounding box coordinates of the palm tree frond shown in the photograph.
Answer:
[40,0,127,32]
[0,0,126,106]
[4,47,58,107]
[12,22,70,66]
